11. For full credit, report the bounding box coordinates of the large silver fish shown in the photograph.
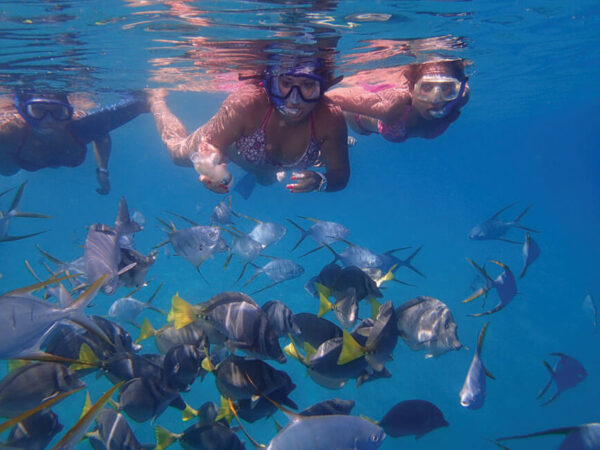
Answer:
[245,258,305,295]
[395,296,463,358]
[0,275,107,359]
[468,202,538,244]
[496,423,600,449]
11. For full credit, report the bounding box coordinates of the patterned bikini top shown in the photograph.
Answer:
[235,106,320,170]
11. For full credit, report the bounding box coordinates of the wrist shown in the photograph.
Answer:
[96,167,109,176]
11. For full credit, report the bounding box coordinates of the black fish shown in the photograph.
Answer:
[117,376,185,423]
[299,398,355,417]
[5,410,63,450]
[163,344,207,391]
[87,408,153,450]
[379,399,449,439]
[292,313,343,349]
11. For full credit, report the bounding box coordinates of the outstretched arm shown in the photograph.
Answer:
[93,134,111,195]
[327,87,411,123]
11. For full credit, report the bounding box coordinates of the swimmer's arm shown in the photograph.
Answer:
[319,106,350,192]
[93,134,111,195]
[326,88,410,123]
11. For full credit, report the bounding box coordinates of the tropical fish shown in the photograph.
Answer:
[169,292,285,362]
[163,344,207,392]
[537,353,587,406]
[155,417,244,450]
[304,262,343,298]
[378,399,448,439]
[582,292,597,329]
[117,247,157,288]
[210,195,238,225]
[222,226,264,283]
[0,362,85,418]
[4,409,63,450]
[520,233,541,278]
[0,274,107,359]
[286,216,350,253]
[496,423,600,449]
[86,408,152,450]
[261,300,301,337]
[395,296,463,358]
[108,283,165,325]
[0,181,50,243]
[459,322,494,410]
[376,245,426,278]
[245,258,305,295]
[116,376,185,423]
[462,259,518,316]
[292,313,343,349]
[247,219,287,248]
[299,398,355,417]
[334,243,384,269]
[468,202,538,244]
[136,318,208,354]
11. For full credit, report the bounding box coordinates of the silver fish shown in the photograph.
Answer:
[520,233,541,278]
[462,259,518,316]
[287,216,350,254]
[395,296,462,358]
[582,292,597,329]
[245,258,305,295]
[459,322,494,410]
[468,202,538,244]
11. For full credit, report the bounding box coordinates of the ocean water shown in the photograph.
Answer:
[1,1,599,449]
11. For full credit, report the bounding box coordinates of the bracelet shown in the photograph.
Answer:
[96,167,109,176]
[315,172,327,192]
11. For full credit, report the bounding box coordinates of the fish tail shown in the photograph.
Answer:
[136,318,156,343]
[519,265,528,279]
[283,338,306,365]
[317,286,333,318]
[338,330,365,365]
[182,404,198,422]
[514,204,533,223]
[168,293,196,329]
[286,218,307,251]
[155,425,179,450]
[216,396,234,424]
[536,360,555,399]
[70,343,101,371]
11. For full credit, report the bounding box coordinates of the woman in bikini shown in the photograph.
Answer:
[327,59,469,144]
[0,91,149,194]
[148,56,350,195]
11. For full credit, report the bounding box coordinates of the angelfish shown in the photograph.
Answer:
[459,322,494,410]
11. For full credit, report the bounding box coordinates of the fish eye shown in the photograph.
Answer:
[370,433,380,442]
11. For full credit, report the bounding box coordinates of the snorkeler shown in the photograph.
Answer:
[0,91,149,194]
[148,55,350,195]
[327,59,469,143]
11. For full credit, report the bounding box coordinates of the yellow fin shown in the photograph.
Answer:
[216,396,234,424]
[155,425,178,450]
[360,414,379,425]
[81,392,93,418]
[136,318,156,344]
[304,342,317,360]
[169,293,196,329]
[8,359,28,372]
[337,330,365,365]
[283,338,304,364]
[316,283,333,318]
[182,404,198,422]
[71,343,99,371]
[370,297,381,319]
[201,356,215,373]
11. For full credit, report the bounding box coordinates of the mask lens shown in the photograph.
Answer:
[271,75,322,102]
[415,76,461,102]
[26,103,47,120]
[24,100,73,121]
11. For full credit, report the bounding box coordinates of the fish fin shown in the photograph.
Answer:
[469,304,504,317]
[370,297,381,319]
[52,382,123,450]
[167,211,200,226]
[234,262,249,285]
[81,391,93,418]
[225,397,266,448]
[242,270,261,287]
[462,287,488,304]
[273,417,283,433]
[153,239,170,249]
[155,425,178,450]
[168,293,196,329]
[537,360,555,399]
[519,265,528,279]
[216,396,234,424]
[195,266,210,285]
[0,272,78,296]
[496,426,580,443]
[286,218,307,251]
[476,322,490,357]
[299,245,324,258]
[489,201,518,220]
[223,252,233,271]
[71,343,101,371]
[136,318,156,343]
[283,339,305,364]
[304,342,317,360]
[7,181,26,211]
[514,204,533,223]
[337,330,365,365]
[497,238,523,245]
[0,386,84,434]
[485,366,496,380]
[201,355,215,373]
[250,280,281,295]
[316,283,333,317]
[182,403,198,422]
[466,258,493,282]
[7,359,29,372]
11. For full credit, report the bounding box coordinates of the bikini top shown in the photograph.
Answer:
[235,106,320,170]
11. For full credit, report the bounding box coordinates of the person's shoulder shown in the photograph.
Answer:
[222,83,269,113]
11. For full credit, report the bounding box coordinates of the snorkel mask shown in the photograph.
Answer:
[14,92,74,126]
[413,74,468,119]
[263,60,326,117]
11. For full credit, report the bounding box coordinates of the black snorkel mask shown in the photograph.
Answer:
[14,93,74,126]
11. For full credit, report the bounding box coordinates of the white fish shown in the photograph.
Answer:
[582,292,597,329]
[460,322,494,410]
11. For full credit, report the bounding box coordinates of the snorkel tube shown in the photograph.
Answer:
[439,76,468,117]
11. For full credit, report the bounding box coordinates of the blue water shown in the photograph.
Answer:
[1,1,600,449]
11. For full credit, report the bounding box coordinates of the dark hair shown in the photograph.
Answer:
[14,91,70,105]
[407,59,467,88]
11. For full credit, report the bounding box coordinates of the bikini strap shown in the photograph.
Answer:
[260,105,274,130]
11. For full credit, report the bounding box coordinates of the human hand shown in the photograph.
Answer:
[286,171,322,193]
[146,88,169,111]
[96,168,110,195]
[191,151,232,194]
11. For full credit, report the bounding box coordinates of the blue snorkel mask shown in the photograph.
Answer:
[440,76,468,117]
[14,92,74,126]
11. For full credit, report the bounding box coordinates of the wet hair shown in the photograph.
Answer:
[407,59,467,88]
[14,90,70,106]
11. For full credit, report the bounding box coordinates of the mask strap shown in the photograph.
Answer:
[441,76,468,116]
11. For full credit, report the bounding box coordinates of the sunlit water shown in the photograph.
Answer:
[1,1,599,449]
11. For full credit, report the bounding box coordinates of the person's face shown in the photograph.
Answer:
[272,74,322,122]
[412,74,462,120]
[21,99,73,129]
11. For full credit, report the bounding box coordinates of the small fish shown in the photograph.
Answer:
[248,220,287,248]
[292,312,343,349]
[223,227,264,283]
[395,296,463,358]
[108,283,165,325]
[0,363,85,418]
[537,353,587,406]
[520,233,540,278]
[286,216,350,253]
[468,202,538,244]
[155,419,245,450]
[462,259,518,316]
[4,409,63,450]
[210,196,238,225]
[299,398,355,417]
[496,423,600,449]
[335,243,384,269]
[0,181,50,243]
[378,399,448,439]
[459,322,494,410]
[87,408,152,450]
[582,292,597,329]
[262,300,301,337]
[245,258,305,295]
